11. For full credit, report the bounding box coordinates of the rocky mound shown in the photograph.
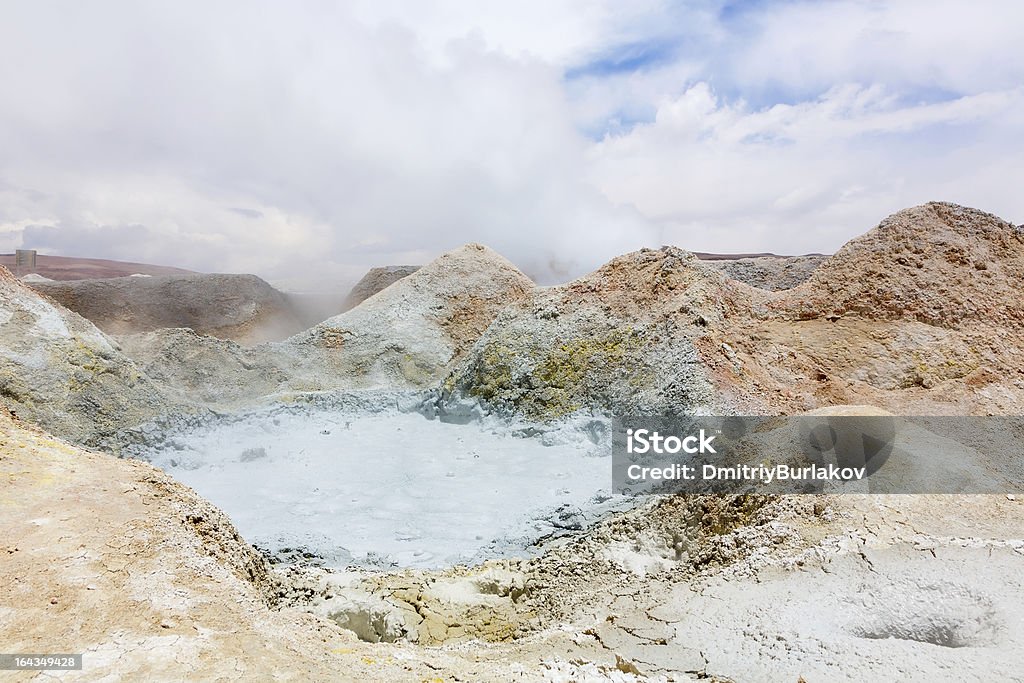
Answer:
[24,203,1019,444]
[279,244,533,390]
[705,254,827,290]
[781,202,1024,328]
[719,202,1024,415]
[342,265,420,311]
[28,273,304,344]
[443,246,754,418]
[0,266,182,450]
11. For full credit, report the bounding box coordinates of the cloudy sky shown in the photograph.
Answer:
[1,1,1021,287]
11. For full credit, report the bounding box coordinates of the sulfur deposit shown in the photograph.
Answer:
[0,267,184,451]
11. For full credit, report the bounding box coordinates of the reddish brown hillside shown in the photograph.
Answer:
[0,253,195,279]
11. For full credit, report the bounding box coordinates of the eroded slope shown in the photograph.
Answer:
[0,266,184,451]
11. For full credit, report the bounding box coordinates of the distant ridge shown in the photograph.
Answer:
[2,251,829,282]
[0,253,195,280]
[692,251,828,261]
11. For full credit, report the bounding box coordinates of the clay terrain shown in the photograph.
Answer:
[2,202,1023,681]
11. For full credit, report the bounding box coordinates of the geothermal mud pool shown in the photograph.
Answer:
[138,396,624,569]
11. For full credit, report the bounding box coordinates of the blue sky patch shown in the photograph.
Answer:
[564,40,679,81]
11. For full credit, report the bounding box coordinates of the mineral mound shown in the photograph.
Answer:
[27,273,304,344]
[443,246,740,418]
[280,243,533,390]
[780,202,1024,328]
[0,266,181,450]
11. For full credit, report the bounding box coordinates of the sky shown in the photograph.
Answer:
[0,0,1021,287]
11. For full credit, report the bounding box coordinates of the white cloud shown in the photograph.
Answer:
[723,0,1024,98]
[0,0,1021,286]
[589,82,1024,254]
[0,1,657,285]
[348,0,689,65]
